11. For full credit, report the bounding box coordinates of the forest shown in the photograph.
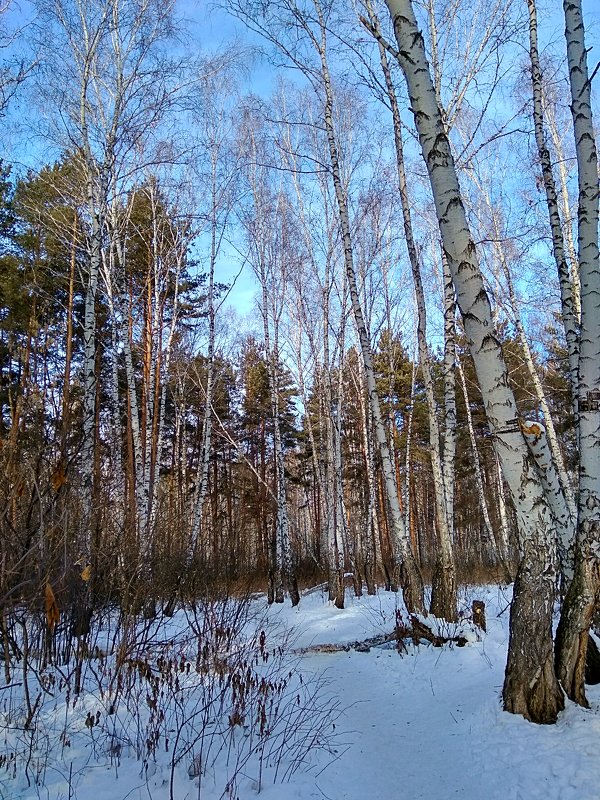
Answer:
[0,0,599,796]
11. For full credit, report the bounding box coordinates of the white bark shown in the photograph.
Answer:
[468,172,577,566]
[245,130,299,604]
[114,227,149,547]
[519,420,574,581]
[278,96,348,603]
[546,104,581,322]
[100,209,125,526]
[564,0,600,550]
[527,0,579,405]
[366,0,456,618]
[151,236,183,536]
[323,244,343,605]
[495,453,511,566]
[386,0,563,722]
[190,159,218,554]
[355,358,386,590]
[474,173,577,528]
[555,0,600,707]
[80,190,102,561]
[442,254,457,534]
[403,355,417,532]
[315,0,423,611]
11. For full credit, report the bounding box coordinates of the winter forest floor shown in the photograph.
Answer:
[2,585,600,800]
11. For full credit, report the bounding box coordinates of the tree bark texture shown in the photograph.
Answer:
[386,0,563,722]
[556,0,600,706]
[366,0,455,619]
[527,0,580,405]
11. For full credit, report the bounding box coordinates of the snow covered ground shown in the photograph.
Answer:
[2,584,600,800]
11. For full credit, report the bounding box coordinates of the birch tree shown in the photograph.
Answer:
[188,63,241,562]
[242,118,300,605]
[277,86,352,606]
[383,0,564,722]
[32,0,186,627]
[465,165,577,577]
[526,0,579,410]
[555,0,600,707]
[363,0,456,620]
[228,0,424,612]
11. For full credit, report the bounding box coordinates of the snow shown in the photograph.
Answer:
[2,585,600,800]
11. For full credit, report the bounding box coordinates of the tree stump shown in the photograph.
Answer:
[472,600,486,632]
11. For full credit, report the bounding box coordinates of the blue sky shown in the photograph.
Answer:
[2,0,270,320]
[3,0,599,326]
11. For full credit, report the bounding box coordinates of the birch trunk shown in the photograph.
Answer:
[151,244,182,536]
[261,293,299,607]
[190,167,218,556]
[100,223,125,538]
[73,177,104,637]
[291,303,326,569]
[80,188,102,565]
[496,454,512,567]
[247,146,299,605]
[404,356,417,534]
[366,0,455,616]
[119,247,149,556]
[546,105,581,321]
[386,0,563,722]
[315,0,424,612]
[334,289,358,597]
[442,254,457,539]
[555,0,600,707]
[527,0,580,407]
[284,130,344,602]
[519,420,574,582]
[323,255,345,607]
[277,98,349,600]
[60,213,77,471]
[477,184,577,570]
[355,362,380,594]
[143,193,163,551]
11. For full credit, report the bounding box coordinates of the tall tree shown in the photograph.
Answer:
[241,117,300,605]
[363,0,457,619]
[383,0,564,722]
[228,0,425,612]
[34,0,185,608]
[555,0,600,707]
[526,0,579,413]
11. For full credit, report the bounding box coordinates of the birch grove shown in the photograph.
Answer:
[1,0,598,732]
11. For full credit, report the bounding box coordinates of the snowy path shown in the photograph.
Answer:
[263,587,600,800]
[311,648,487,799]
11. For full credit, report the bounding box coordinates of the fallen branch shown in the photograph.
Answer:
[407,616,468,648]
[294,631,398,655]
[294,616,469,655]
